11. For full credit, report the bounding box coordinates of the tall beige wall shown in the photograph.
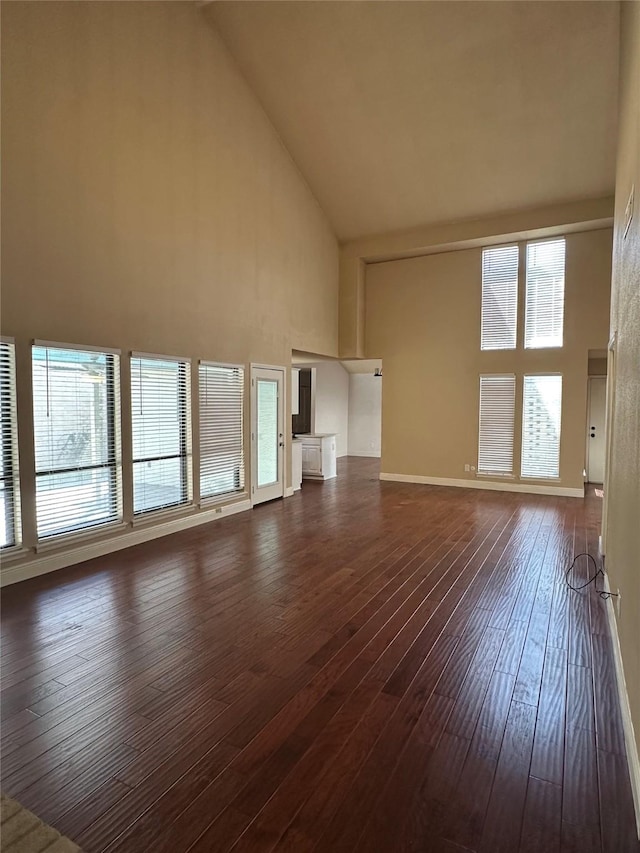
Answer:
[0,2,338,570]
[606,0,640,789]
[366,228,612,491]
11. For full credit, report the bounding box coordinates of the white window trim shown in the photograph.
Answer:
[131,352,193,516]
[130,502,195,527]
[131,351,191,363]
[34,339,121,355]
[1,338,22,550]
[523,237,566,350]
[32,343,123,541]
[520,372,563,480]
[198,360,245,504]
[35,521,128,552]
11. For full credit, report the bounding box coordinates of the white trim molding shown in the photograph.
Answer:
[379,472,584,498]
[603,578,640,838]
[0,500,251,587]
[347,451,382,458]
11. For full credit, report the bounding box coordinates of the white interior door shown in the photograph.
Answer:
[587,376,606,483]
[251,366,285,504]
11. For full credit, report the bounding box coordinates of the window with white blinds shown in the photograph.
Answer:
[1,341,21,548]
[131,355,191,514]
[521,375,562,479]
[199,362,244,500]
[32,344,121,539]
[481,245,519,350]
[477,375,516,475]
[525,238,565,349]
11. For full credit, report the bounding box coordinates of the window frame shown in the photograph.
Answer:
[31,340,122,540]
[198,360,246,504]
[477,373,517,478]
[524,237,566,350]
[1,338,22,549]
[520,373,563,480]
[480,243,519,352]
[130,352,193,517]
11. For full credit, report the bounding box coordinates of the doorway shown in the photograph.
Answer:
[587,376,606,483]
[251,366,285,504]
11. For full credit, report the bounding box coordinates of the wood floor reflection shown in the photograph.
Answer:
[1,458,638,852]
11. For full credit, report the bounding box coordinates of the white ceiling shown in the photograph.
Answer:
[209,1,619,242]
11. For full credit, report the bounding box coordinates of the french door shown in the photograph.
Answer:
[251,366,285,504]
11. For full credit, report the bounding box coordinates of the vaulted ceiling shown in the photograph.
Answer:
[209,1,619,242]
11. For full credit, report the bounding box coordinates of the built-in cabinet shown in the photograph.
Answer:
[300,434,337,481]
[292,439,303,491]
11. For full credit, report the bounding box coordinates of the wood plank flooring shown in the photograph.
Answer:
[1,458,638,852]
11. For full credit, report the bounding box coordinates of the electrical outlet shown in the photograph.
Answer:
[464,464,470,472]
[215,506,223,514]
[470,465,476,472]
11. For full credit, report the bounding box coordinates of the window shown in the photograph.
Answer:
[32,344,121,538]
[1,340,21,548]
[521,375,562,479]
[131,355,191,514]
[525,238,565,349]
[199,362,244,500]
[481,245,518,350]
[477,375,516,476]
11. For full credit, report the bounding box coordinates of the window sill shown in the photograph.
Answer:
[476,473,516,480]
[199,492,248,509]
[1,546,32,563]
[520,477,561,483]
[35,521,128,553]
[131,503,195,527]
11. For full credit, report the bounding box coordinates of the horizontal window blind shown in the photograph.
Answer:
[199,363,244,500]
[481,245,518,350]
[525,238,565,349]
[521,375,562,478]
[131,355,191,514]
[1,341,21,548]
[478,375,516,475]
[32,345,121,538]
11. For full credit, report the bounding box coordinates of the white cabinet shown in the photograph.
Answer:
[300,434,337,481]
[292,439,303,492]
[291,368,300,416]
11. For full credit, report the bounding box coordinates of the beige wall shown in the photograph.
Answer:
[339,197,613,358]
[606,0,640,791]
[366,228,612,490]
[0,2,338,570]
[310,362,350,457]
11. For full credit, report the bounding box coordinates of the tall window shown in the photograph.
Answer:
[1,340,21,548]
[481,245,518,350]
[131,355,191,514]
[477,375,516,476]
[525,238,565,349]
[32,344,121,538]
[521,375,562,479]
[199,362,244,500]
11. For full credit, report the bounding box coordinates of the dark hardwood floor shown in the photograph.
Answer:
[1,458,638,852]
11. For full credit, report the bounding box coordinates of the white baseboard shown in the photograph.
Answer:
[0,499,251,587]
[285,486,295,498]
[347,451,381,458]
[603,580,640,838]
[379,472,584,498]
